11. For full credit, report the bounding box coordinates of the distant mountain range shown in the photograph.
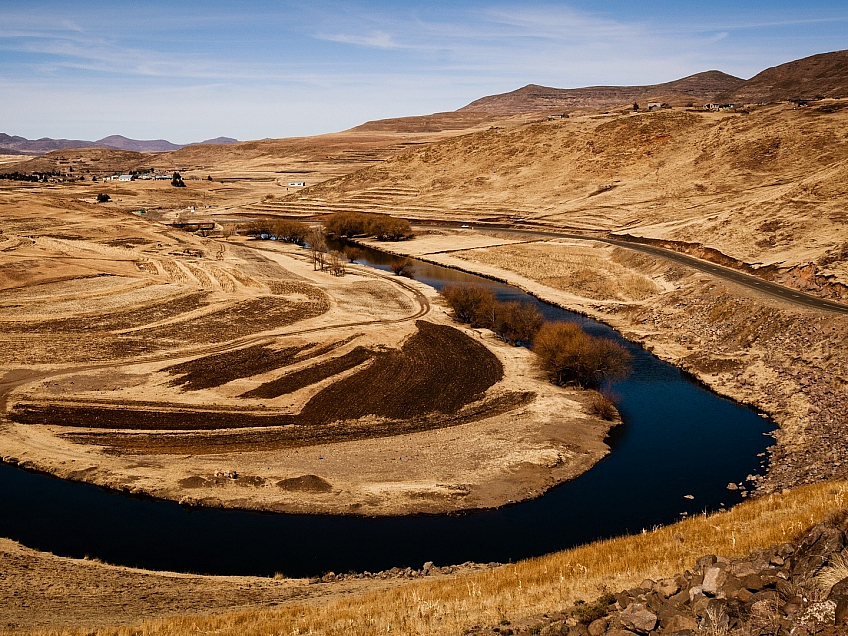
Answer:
[0,134,239,156]
[459,50,848,115]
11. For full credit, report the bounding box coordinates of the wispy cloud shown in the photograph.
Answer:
[318,30,403,49]
[0,1,844,141]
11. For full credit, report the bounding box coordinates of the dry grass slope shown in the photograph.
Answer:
[19,481,847,636]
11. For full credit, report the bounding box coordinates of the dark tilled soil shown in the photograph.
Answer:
[14,321,515,452]
[240,346,375,398]
[166,343,316,391]
[298,320,504,421]
[138,293,330,344]
[59,392,534,454]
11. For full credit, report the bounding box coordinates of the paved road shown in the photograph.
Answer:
[419,223,848,315]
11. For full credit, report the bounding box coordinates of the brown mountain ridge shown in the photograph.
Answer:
[717,49,848,104]
[459,70,745,115]
[459,50,848,115]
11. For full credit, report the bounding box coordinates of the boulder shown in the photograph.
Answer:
[828,577,848,601]
[620,603,658,634]
[656,578,681,598]
[792,524,845,576]
[662,613,698,633]
[702,567,728,596]
[588,618,608,636]
[835,597,848,626]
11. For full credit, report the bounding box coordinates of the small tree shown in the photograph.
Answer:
[171,172,186,187]
[343,246,362,263]
[328,251,346,276]
[389,257,414,278]
[307,226,328,271]
[96,193,111,203]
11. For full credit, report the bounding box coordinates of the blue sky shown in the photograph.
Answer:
[1,0,846,143]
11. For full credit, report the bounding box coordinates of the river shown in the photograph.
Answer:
[0,243,774,577]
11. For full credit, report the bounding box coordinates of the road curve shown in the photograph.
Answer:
[423,224,848,315]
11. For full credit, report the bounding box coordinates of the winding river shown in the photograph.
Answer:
[0,245,774,577]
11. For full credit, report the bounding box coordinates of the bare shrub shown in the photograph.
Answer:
[493,301,543,345]
[323,212,413,241]
[588,391,618,421]
[324,212,368,238]
[369,215,413,241]
[271,220,308,245]
[532,321,632,388]
[440,284,496,328]
[328,251,346,277]
[389,257,414,278]
[343,246,362,263]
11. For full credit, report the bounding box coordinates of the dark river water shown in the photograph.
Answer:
[0,243,774,577]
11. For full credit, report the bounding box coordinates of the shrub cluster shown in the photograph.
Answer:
[240,219,309,245]
[323,212,413,241]
[441,284,631,388]
[440,284,542,345]
[533,321,631,389]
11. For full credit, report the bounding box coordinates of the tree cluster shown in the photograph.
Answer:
[440,284,631,387]
[323,212,413,241]
[240,219,309,245]
[440,284,543,346]
[307,227,345,276]
[171,171,186,187]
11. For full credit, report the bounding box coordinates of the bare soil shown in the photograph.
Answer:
[0,186,612,519]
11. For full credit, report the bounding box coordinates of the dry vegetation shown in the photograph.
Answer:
[10,481,846,636]
[454,242,662,302]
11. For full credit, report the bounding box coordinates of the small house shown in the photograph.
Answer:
[288,181,306,187]
[117,174,134,182]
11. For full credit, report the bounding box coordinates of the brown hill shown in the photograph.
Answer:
[351,111,503,133]
[296,103,848,282]
[716,49,848,103]
[458,71,745,115]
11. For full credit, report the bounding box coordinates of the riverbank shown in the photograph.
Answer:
[359,228,848,497]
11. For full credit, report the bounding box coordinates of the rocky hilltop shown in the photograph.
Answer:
[459,50,848,115]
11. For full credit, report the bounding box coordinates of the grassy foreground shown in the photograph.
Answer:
[26,481,848,636]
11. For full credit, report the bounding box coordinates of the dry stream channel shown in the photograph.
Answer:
[0,244,773,578]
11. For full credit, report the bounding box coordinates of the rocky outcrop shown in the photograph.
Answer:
[490,518,848,636]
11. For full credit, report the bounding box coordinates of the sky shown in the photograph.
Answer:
[1,0,846,144]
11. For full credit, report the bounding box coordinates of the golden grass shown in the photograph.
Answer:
[21,481,848,636]
[455,242,661,302]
